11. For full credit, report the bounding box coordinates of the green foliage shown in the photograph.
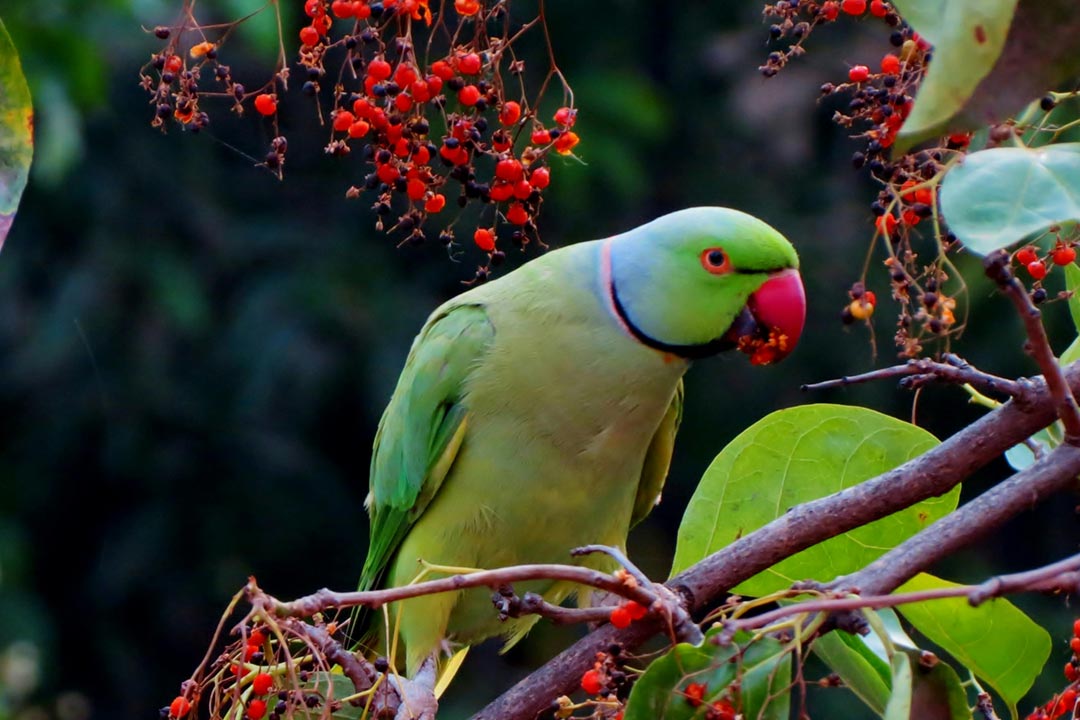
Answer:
[0,17,32,249]
[939,144,1080,255]
[623,629,790,720]
[895,573,1051,713]
[671,404,955,596]
[892,0,1018,148]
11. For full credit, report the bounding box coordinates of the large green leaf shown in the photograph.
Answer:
[939,144,1080,255]
[891,0,1017,149]
[896,573,1051,713]
[672,405,954,596]
[883,649,970,720]
[623,629,790,720]
[0,17,33,250]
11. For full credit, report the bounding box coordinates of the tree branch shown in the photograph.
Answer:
[801,354,1027,399]
[473,363,1080,720]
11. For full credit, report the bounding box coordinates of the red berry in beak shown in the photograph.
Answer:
[742,269,806,365]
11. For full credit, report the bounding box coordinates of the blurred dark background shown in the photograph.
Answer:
[0,2,1076,719]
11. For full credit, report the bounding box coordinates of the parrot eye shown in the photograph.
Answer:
[700,247,732,275]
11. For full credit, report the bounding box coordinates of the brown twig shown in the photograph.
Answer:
[985,251,1080,442]
[718,551,1080,634]
[802,355,1026,399]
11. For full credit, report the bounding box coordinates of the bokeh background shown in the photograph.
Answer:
[0,2,1077,719]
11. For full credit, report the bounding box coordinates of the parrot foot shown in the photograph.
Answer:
[389,654,439,720]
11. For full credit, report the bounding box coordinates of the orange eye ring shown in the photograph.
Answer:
[700,247,732,275]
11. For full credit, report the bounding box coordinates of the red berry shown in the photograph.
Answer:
[684,682,707,707]
[430,60,454,81]
[248,630,267,646]
[394,64,418,88]
[474,228,496,252]
[555,131,580,154]
[394,94,413,112]
[243,644,260,661]
[513,179,532,200]
[424,194,446,213]
[820,0,839,20]
[406,178,426,201]
[304,0,322,16]
[164,54,183,73]
[881,53,900,74]
[252,672,273,695]
[414,145,431,164]
[1066,662,1079,682]
[875,213,898,236]
[410,79,431,102]
[377,163,400,184]
[426,75,444,96]
[353,0,371,17]
[254,94,277,116]
[313,13,331,34]
[296,24,319,46]
[458,52,482,75]
[330,0,354,17]
[529,166,550,189]
[506,203,529,225]
[332,110,355,133]
[580,669,603,695]
[624,600,647,620]
[1015,246,1038,266]
[609,606,632,629]
[348,120,370,139]
[490,182,514,202]
[495,158,524,183]
[914,187,933,205]
[1027,260,1048,280]
[367,58,392,80]
[248,699,267,720]
[499,101,522,127]
[531,129,551,145]
[1073,618,1080,638]
[901,209,920,226]
[169,696,191,718]
[458,85,481,106]
[848,65,870,83]
[455,0,481,15]
[841,0,867,14]
[869,0,887,16]
[553,106,576,127]
[1053,246,1076,266]
[863,290,877,306]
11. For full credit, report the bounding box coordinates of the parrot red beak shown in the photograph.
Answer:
[726,269,806,366]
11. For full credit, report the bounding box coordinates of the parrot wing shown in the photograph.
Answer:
[630,378,684,527]
[359,303,495,594]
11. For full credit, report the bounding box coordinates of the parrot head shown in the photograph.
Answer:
[604,207,805,365]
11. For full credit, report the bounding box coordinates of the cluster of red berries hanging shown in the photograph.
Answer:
[1024,619,1080,720]
[141,0,580,281]
[1012,236,1079,301]
[761,0,975,357]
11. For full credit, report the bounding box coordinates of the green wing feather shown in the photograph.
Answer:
[359,304,495,594]
[631,378,684,527]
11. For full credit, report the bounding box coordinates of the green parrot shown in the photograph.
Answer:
[357,207,805,678]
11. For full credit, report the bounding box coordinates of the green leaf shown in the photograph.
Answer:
[812,629,893,715]
[896,573,1051,712]
[672,405,954,597]
[0,17,33,250]
[1065,263,1080,333]
[939,144,1080,255]
[623,629,790,720]
[883,649,970,720]
[891,0,1018,150]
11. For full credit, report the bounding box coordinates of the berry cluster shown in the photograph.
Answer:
[141,0,579,280]
[1013,237,1078,288]
[1024,618,1080,720]
[607,599,648,629]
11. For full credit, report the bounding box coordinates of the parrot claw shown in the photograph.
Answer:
[390,654,439,720]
